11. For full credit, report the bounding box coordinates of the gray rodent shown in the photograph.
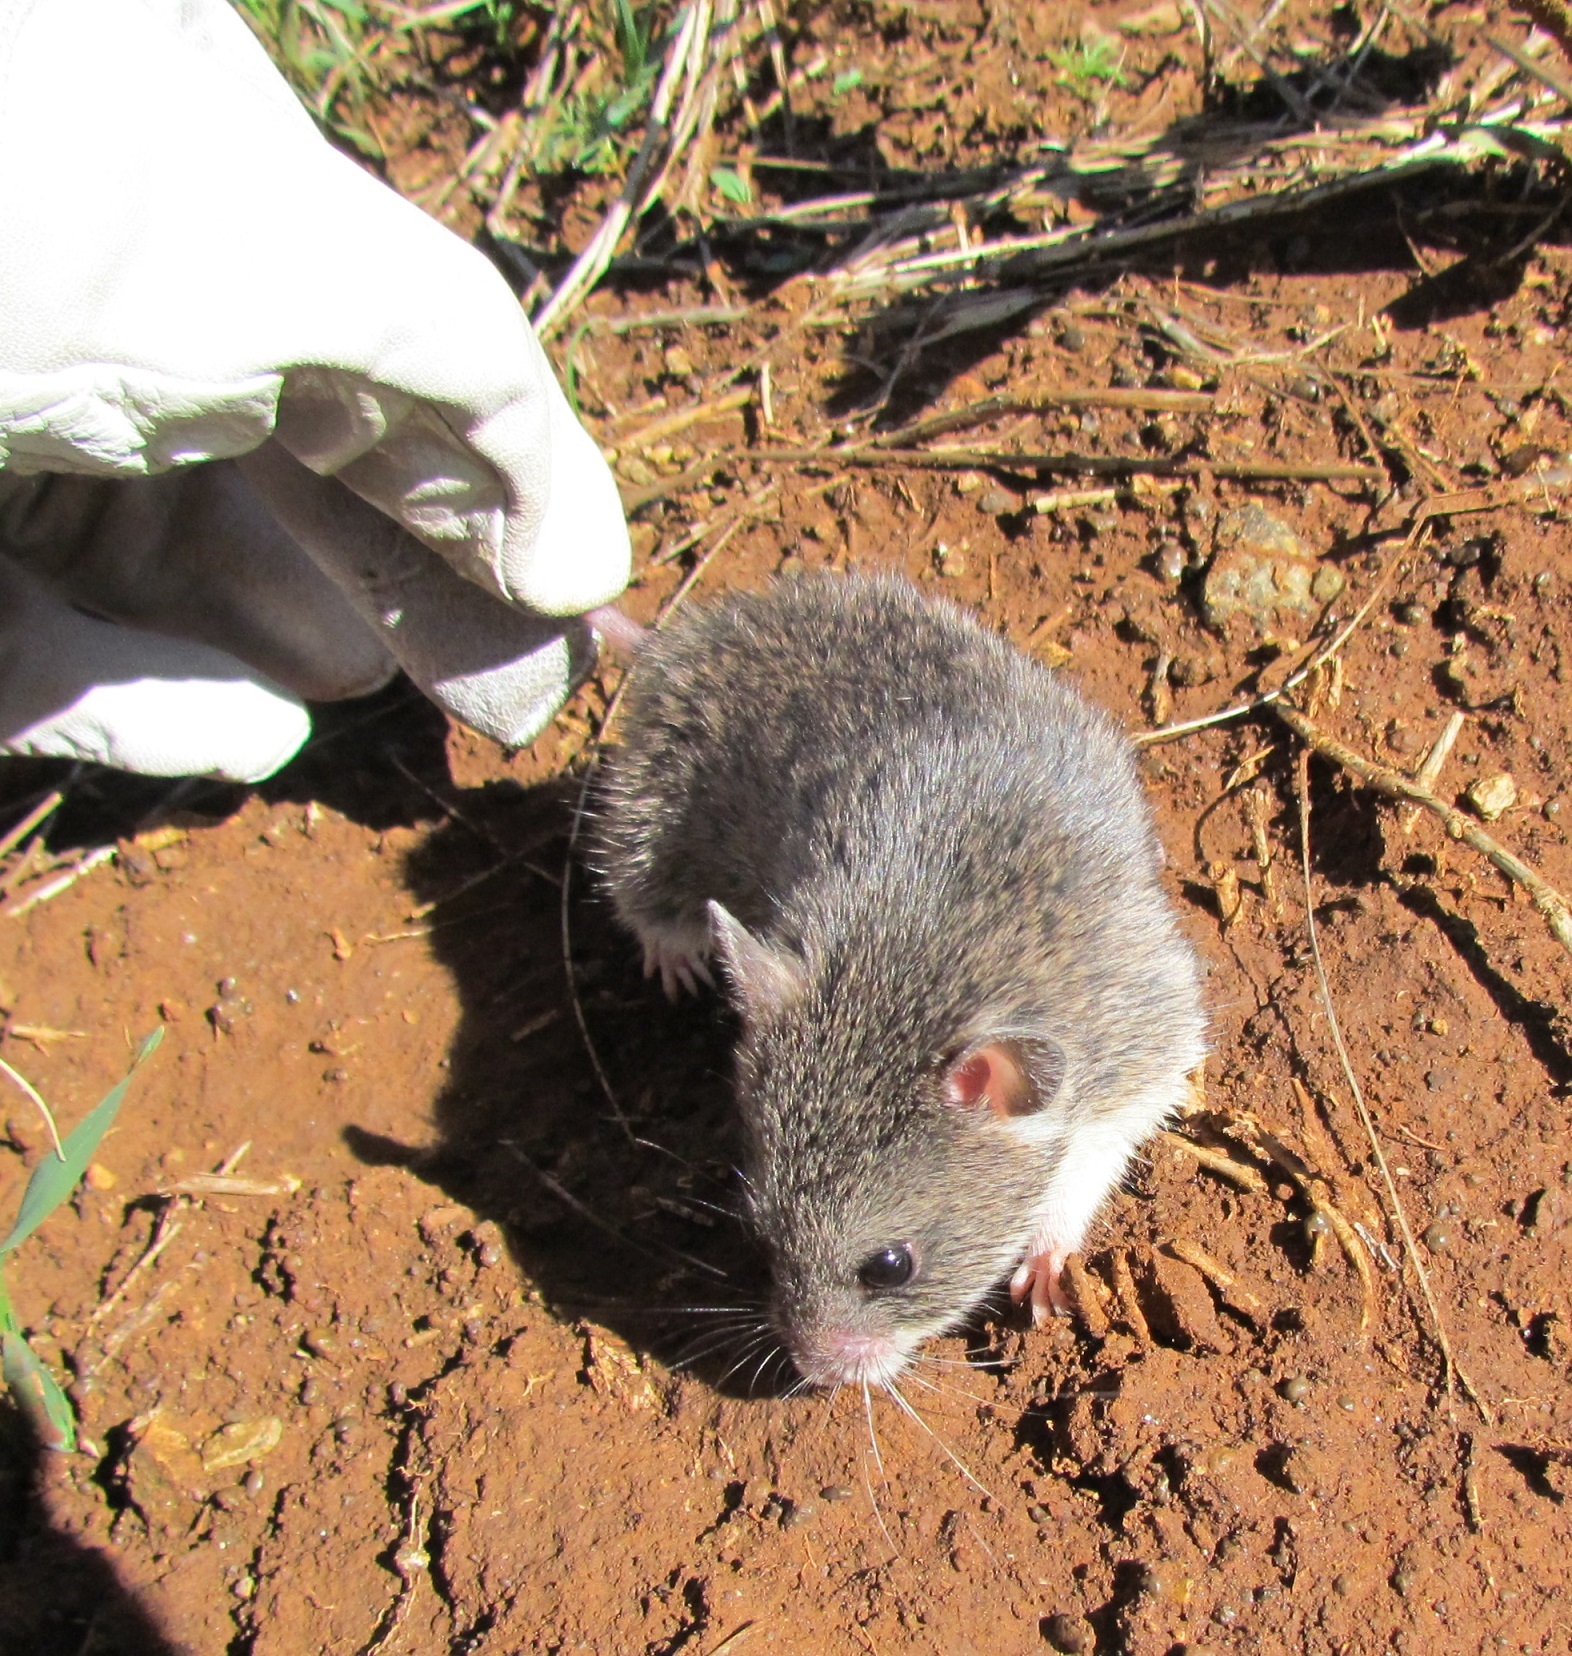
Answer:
[594,571,1205,1389]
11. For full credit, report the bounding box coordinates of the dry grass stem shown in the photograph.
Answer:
[1110,1249,1152,1345]
[1294,750,1492,1419]
[1401,710,1466,833]
[1159,1128,1269,1193]
[533,0,760,338]
[0,1054,64,1159]
[0,790,63,862]
[3,844,116,918]
[1251,1120,1378,1335]
[1063,1254,1111,1337]
[1275,700,1572,963]
[1245,786,1281,918]
[1166,1237,1265,1322]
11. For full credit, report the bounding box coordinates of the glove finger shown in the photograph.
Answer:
[2,0,628,616]
[0,465,396,702]
[238,442,595,747]
[0,557,309,783]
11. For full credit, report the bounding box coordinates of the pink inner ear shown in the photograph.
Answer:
[945,1043,1030,1119]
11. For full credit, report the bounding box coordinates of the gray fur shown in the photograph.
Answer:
[594,572,1205,1382]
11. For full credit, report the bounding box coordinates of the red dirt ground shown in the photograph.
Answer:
[2,4,1571,1653]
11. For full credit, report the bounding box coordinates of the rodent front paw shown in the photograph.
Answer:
[1011,1248,1073,1325]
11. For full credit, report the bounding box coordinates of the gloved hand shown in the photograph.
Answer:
[0,0,630,783]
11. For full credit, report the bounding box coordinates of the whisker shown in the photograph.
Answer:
[862,1381,886,1481]
[884,1381,996,1502]
[907,1352,1008,1370]
[860,1384,899,1553]
[714,1333,778,1389]
[898,1369,990,1408]
[499,1140,729,1279]
[670,1327,766,1371]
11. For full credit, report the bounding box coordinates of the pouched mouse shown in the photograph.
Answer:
[593,572,1205,1389]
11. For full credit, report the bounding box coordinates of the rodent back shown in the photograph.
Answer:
[597,572,1163,949]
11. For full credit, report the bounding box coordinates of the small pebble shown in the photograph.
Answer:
[1333,1573,1353,1597]
[819,1484,853,1502]
[1042,1612,1089,1653]
[1027,1502,1051,1525]
[1396,600,1427,625]
[1422,1220,1455,1253]
[1058,322,1086,353]
[1544,798,1562,821]
[1279,1375,1312,1405]
[242,1469,265,1496]
[781,1500,817,1530]
[1303,1210,1332,1246]
[1141,1563,1189,1605]
[1465,773,1517,821]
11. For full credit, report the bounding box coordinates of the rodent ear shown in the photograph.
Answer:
[944,1039,1063,1120]
[707,901,807,1024]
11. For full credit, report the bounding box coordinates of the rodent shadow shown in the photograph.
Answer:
[343,768,784,1397]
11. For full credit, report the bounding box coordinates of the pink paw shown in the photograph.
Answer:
[642,937,714,1001]
[1010,1247,1073,1326]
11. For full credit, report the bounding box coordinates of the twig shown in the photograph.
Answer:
[1166,1237,1265,1322]
[1249,1119,1378,1333]
[748,444,1384,483]
[1294,748,1492,1422]
[1274,701,1572,963]
[869,390,1215,446]
[614,386,754,451]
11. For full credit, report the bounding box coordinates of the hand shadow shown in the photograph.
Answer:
[0,1405,178,1656]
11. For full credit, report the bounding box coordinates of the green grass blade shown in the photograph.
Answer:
[2,1330,76,1452]
[0,1028,163,1258]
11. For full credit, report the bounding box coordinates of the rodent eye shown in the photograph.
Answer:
[857,1243,917,1292]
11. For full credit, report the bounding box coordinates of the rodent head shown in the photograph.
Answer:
[710,902,1066,1390]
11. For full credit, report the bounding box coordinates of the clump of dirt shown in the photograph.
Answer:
[3,4,1572,1653]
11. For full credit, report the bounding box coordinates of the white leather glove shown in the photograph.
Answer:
[0,0,630,783]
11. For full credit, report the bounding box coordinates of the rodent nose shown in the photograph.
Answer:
[792,1328,908,1389]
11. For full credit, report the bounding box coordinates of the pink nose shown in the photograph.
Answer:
[794,1329,906,1388]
